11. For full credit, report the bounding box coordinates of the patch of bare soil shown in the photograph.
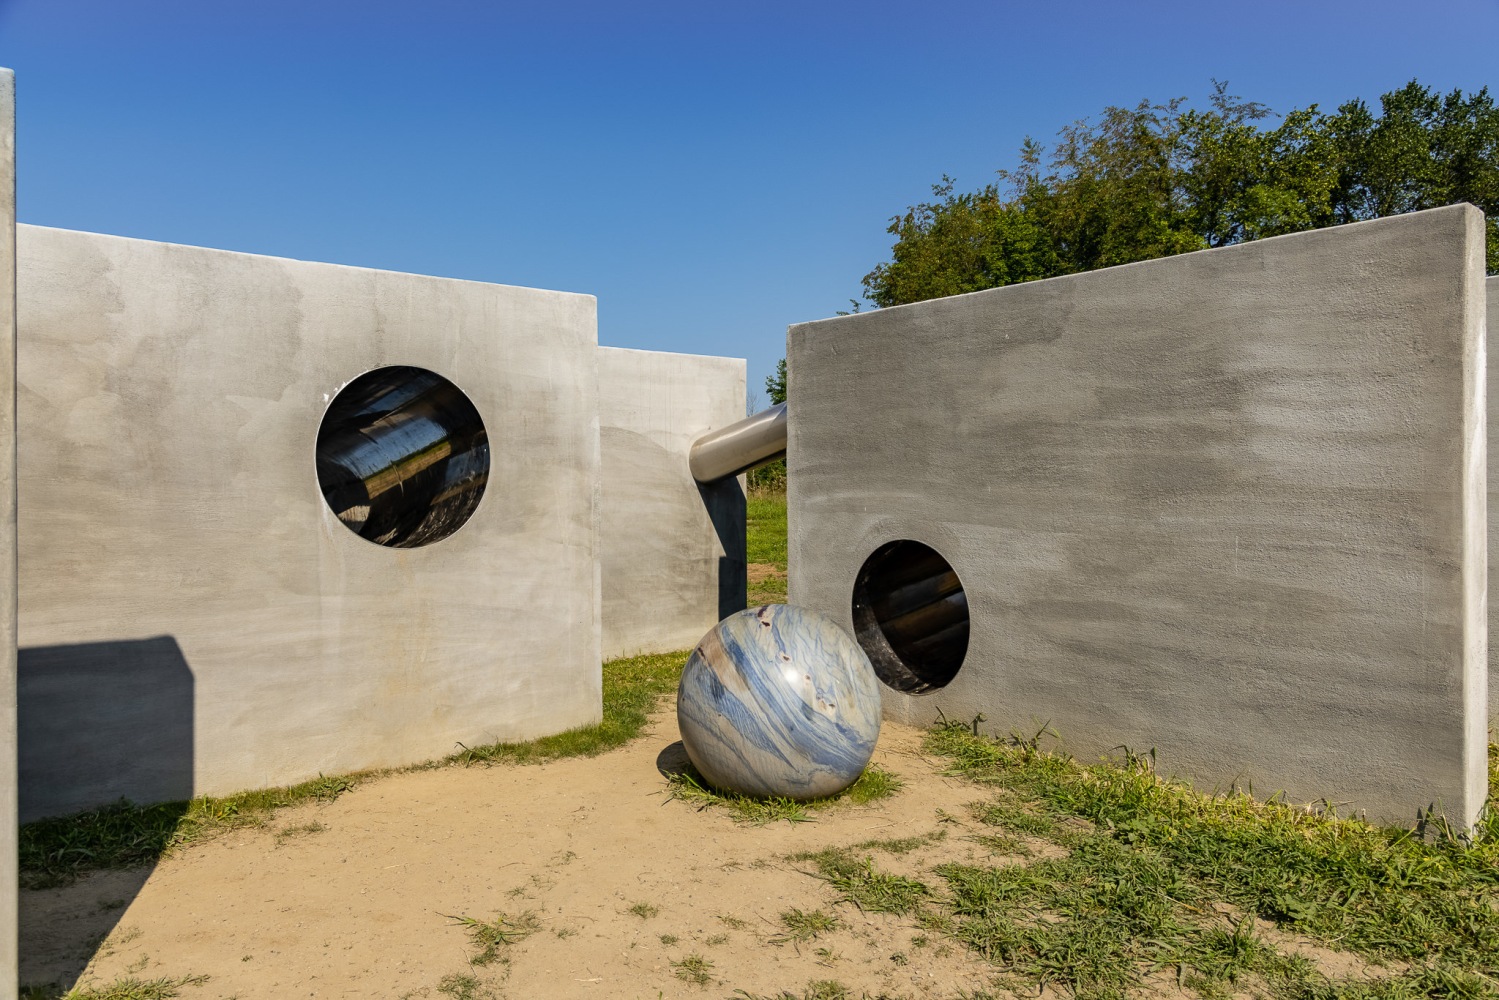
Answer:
[745,565,783,587]
[22,704,1010,999]
[746,564,788,607]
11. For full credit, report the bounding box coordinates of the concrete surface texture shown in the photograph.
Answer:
[1,64,18,1000]
[1490,273,1498,723]
[789,205,1489,830]
[16,226,603,821]
[597,346,746,657]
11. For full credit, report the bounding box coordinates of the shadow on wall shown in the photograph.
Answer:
[19,635,195,822]
[699,478,748,619]
[16,635,195,990]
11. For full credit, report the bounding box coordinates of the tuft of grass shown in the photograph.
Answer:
[841,766,903,804]
[666,764,901,824]
[628,901,659,918]
[775,908,840,943]
[443,911,538,966]
[671,953,715,986]
[659,933,678,945]
[852,829,945,855]
[803,981,850,1000]
[21,977,210,1000]
[450,650,687,765]
[435,972,500,1000]
[274,820,327,842]
[968,798,1055,836]
[731,982,866,1000]
[970,831,1027,856]
[21,650,691,887]
[666,769,811,824]
[792,847,930,916]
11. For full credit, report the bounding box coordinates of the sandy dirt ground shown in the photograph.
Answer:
[22,703,1012,1000]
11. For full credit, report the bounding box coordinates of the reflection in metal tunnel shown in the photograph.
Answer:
[851,540,969,694]
[316,366,489,548]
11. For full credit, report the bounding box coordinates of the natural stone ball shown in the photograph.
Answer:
[676,604,882,800]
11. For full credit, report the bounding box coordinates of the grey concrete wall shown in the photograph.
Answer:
[1,65,18,1000]
[1489,273,1498,725]
[16,226,602,820]
[598,346,745,658]
[789,205,1489,829]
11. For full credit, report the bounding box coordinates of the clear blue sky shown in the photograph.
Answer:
[3,0,1496,406]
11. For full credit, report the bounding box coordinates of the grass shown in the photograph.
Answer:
[747,486,788,605]
[851,829,947,855]
[443,911,538,966]
[275,819,327,841]
[792,847,931,916]
[20,649,690,887]
[671,953,715,986]
[840,720,1499,1000]
[20,773,362,889]
[21,977,210,1000]
[434,972,500,1000]
[747,489,788,569]
[666,763,902,823]
[775,907,840,943]
[732,982,895,1000]
[628,901,660,918]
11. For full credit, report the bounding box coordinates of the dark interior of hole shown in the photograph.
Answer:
[316,366,489,548]
[851,540,969,694]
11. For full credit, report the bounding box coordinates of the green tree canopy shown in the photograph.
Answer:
[765,358,787,406]
[861,79,1499,310]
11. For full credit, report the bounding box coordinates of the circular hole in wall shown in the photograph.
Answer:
[316,366,489,548]
[851,539,969,694]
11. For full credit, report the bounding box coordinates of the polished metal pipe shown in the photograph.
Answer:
[688,402,787,483]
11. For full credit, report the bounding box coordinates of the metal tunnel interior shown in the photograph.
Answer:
[316,366,490,548]
[851,539,969,693]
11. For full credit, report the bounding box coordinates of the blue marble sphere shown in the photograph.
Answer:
[676,604,882,800]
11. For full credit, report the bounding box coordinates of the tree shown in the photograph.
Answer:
[765,358,787,406]
[860,79,1498,310]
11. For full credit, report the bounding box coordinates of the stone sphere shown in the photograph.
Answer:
[676,604,882,800]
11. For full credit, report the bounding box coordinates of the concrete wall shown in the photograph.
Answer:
[16,227,602,821]
[1,65,17,1000]
[1490,273,1498,724]
[598,347,745,658]
[789,205,1489,830]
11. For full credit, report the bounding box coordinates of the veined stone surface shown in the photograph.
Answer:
[677,604,881,800]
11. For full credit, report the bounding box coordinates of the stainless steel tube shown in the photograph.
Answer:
[688,402,788,483]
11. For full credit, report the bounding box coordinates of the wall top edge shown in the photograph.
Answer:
[597,344,746,368]
[16,222,597,304]
[788,203,1485,336]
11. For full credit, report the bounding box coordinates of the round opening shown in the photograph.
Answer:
[851,540,969,694]
[316,366,489,548]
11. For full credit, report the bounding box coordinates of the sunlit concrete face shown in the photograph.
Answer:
[597,347,746,658]
[1489,273,1499,724]
[0,65,19,1000]
[16,227,601,820]
[790,206,1489,830]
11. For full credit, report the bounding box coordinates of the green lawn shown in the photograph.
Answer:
[747,488,787,569]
